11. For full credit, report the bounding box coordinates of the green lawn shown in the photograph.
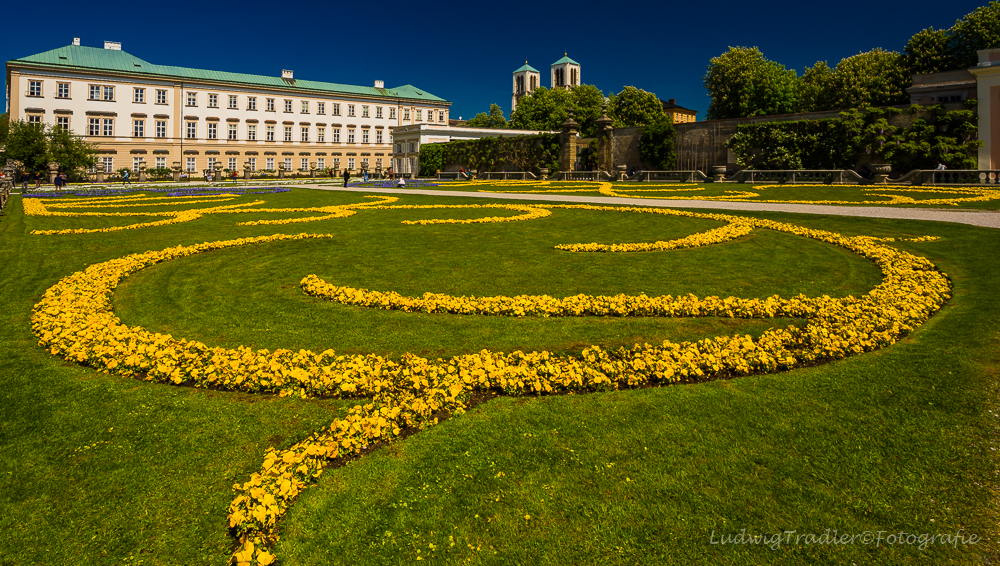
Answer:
[1,185,997,565]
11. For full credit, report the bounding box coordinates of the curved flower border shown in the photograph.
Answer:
[30,207,950,565]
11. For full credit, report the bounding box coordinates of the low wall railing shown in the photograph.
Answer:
[633,170,709,183]
[476,171,539,181]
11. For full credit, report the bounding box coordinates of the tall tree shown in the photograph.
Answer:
[797,61,836,112]
[608,86,664,127]
[827,48,910,109]
[904,27,952,74]
[947,1,1000,69]
[0,113,9,147]
[1,120,97,174]
[704,47,798,119]
[508,85,606,136]
[464,103,508,129]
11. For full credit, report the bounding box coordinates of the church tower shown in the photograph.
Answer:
[550,53,580,90]
[512,61,540,112]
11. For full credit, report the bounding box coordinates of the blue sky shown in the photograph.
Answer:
[1,0,989,120]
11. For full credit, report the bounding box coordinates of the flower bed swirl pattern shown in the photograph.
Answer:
[30,205,950,565]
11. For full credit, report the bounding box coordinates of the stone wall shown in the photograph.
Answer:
[611,127,644,171]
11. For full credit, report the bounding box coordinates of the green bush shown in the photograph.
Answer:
[419,134,562,176]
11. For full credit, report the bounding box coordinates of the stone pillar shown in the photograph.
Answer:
[310,161,317,179]
[596,103,614,174]
[138,163,147,183]
[278,164,285,179]
[560,110,579,173]
[48,162,59,184]
[171,162,182,182]
[244,164,251,180]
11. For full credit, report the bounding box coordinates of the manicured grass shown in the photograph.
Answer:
[0,185,997,565]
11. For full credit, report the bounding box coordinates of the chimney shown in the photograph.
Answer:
[668,98,675,104]
[72,37,80,46]
[374,80,385,89]
[281,69,294,79]
[104,41,121,50]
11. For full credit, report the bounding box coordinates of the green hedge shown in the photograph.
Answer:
[418,134,562,176]
[726,104,981,171]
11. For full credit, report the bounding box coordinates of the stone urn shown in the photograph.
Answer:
[538,168,549,181]
[616,164,627,181]
[711,165,727,182]
[871,163,891,184]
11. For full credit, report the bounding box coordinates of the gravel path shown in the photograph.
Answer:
[299,184,1000,229]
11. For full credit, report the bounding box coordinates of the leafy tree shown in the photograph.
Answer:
[704,47,799,119]
[827,49,910,109]
[904,27,951,74]
[947,1,1000,69]
[0,113,9,146]
[464,103,508,129]
[608,86,664,128]
[797,61,836,112]
[509,85,606,136]
[1,119,97,176]
[638,115,677,170]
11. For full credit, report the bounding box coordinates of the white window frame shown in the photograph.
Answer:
[317,127,325,143]
[88,118,100,136]
[317,102,325,115]
[229,95,238,109]
[57,82,70,98]
[228,157,237,170]
[248,124,256,141]
[266,157,274,170]
[376,106,383,118]
[333,128,340,143]
[301,126,309,142]
[228,123,238,140]
[156,89,167,104]
[347,104,355,117]
[187,92,197,106]
[156,120,167,138]
[155,157,166,168]
[283,126,292,142]
[187,121,197,139]
[134,88,145,103]
[266,98,275,111]
[301,101,309,114]
[208,93,218,108]
[187,157,196,172]
[248,96,257,110]
[103,86,114,101]
[266,125,275,141]
[347,128,355,143]
[102,118,114,136]
[133,119,144,137]
[284,99,292,112]
[207,123,218,140]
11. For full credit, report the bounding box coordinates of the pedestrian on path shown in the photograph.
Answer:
[342,168,351,187]
[123,169,131,186]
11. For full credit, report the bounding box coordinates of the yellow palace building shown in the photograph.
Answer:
[5,38,451,176]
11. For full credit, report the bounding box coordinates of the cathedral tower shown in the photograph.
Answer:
[512,61,540,112]
[550,53,580,90]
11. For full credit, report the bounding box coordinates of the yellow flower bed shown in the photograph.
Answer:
[29,201,951,565]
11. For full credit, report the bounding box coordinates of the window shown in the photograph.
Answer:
[89,118,100,136]
[362,158,369,170]
[266,125,275,141]
[301,101,309,113]
[208,94,218,108]
[284,99,292,112]
[416,110,422,121]
[103,86,114,101]
[57,82,70,98]
[187,92,197,106]
[102,118,114,136]
[376,158,382,169]
[348,158,355,169]
[362,130,369,144]
[229,157,237,170]
[301,127,308,142]
[362,105,369,118]
[134,88,145,103]
[156,89,167,104]
[248,97,257,110]
[248,158,256,171]
[317,102,325,115]
[389,107,396,119]
[266,157,274,170]
[283,126,292,142]
[133,157,142,172]
[229,123,238,140]
[333,128,340,143]
[187,121,197,139]
[28,81,42,97]
[208,123,218,140]
[284,158,292,170]
[347,104,355,117]
[57,116,69,130]
[156,120,166,138]
[333,103,341,116]
[187,157,196,172]
[376,106,382,118]
[317,158,325,169]
[439,111,445,122]
[266,98,275,111]
[347,128,355,143]
[248,124,256,141]
[403,108,410,120]
[27,115,42,124]
[229,95,238,109]
[317,127,325,143]
[333,158,340,170]
[156,157,166,169]
[207,157,217,171]
[102,157,114,173]
[89,85,101,100]
[376,130,382,144]
[133,119,144,137]
[301,158,309,170]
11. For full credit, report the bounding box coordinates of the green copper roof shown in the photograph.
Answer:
[551,55,579,66]
[10,44,448,103]
[513,63,539,73]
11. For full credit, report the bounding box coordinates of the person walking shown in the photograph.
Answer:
[54,172,63,189]
[342,168,350,187]
[122,168,131,186]
[20,172,29,191]
[34,171,42,189]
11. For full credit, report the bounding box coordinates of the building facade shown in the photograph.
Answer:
[511,62,540,112]
[660,98,697,124]
[969,48,1000,169]
[6,39,451,176]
